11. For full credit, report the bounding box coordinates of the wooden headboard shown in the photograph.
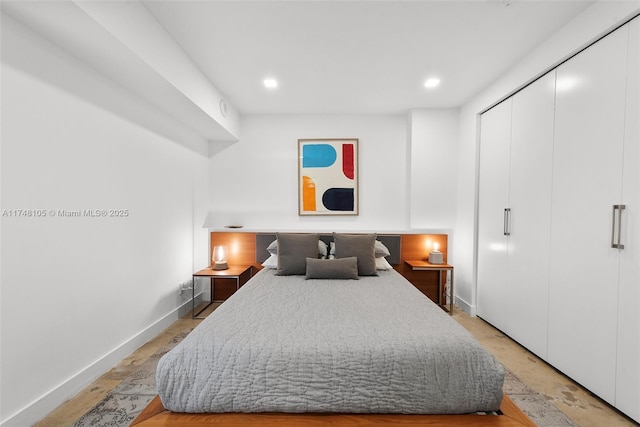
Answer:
[209,232,448,269]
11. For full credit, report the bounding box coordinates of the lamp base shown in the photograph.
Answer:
[428,252,443,264]
[213,262,228,270]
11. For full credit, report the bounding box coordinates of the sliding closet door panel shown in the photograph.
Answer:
[477,99,511,330]
[548,25,629,403]
[616,17,639,422]
[506,71,555,358]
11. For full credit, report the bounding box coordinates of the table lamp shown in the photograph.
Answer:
[212,245,229,270]
[429,242,443,264]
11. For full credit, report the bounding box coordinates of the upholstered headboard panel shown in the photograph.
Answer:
[255,233,402,265]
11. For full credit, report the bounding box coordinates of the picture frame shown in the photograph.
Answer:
[298,138,359,216]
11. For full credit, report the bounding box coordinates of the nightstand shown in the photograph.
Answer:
[192,265,252,318]
[404,260,454,315]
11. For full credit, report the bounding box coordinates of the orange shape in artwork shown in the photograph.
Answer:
[302,176,316,211]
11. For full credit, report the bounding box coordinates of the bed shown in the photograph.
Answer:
[132,232,534,426]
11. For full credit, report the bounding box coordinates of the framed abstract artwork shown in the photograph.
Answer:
[298,138,359,216]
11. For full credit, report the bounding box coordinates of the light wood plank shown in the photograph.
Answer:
[131,394,533,427]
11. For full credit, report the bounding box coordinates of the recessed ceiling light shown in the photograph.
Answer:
[424,78,441,88]
[263,78,278,89]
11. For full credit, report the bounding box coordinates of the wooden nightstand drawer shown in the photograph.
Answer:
[192,265,252,318]
[399,269,440,302]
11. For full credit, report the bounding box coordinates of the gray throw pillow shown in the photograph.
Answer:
[333,233,378,276]
[276,233,320,275]
[305,257,359,280]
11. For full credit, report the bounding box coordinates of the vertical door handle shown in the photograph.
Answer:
[611,205,626,249]
[617,205,625,249]
[504,208,511,236]
[611,205,617,248]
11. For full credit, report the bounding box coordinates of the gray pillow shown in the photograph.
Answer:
[276,233,320,275]
[267,239,328,258]
[333,233,378,276]
[330,239,390,258]
[305,257,359,280]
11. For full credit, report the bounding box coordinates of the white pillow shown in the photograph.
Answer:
[261,254,278,269]
[375,257,393,270]
[374,240,391,258]
[267,239,278,255]
[318,240,328,258]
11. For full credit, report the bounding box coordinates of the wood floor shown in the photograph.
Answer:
[36,305,636,427]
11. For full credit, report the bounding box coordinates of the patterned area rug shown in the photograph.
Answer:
[72,330,191,427]
[73,330,577,427]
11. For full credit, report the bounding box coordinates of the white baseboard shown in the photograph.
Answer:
[1,298,195,427]
[455,295,477,316]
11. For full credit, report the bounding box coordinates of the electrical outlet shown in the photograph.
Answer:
[179,279,194,295]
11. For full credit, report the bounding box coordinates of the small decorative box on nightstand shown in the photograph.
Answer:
[428,251,443,264]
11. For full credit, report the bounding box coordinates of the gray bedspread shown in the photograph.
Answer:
[156,269,504,414]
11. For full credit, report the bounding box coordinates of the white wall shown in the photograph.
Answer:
[209,114,410,231]
[0,18,209,426]
[454,1,640,314]
[409,110,459,230]
[208,113,461,235]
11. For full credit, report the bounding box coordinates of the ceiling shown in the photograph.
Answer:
[142,0,594,115]
[2,0,599,146]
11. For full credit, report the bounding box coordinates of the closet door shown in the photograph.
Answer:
[477,99,511,330]
[505,71,555,358]
[616,17,639,422]
[548,24,629,404]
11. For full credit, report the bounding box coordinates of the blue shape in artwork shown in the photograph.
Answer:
[302,144,337,168]
[322,188,354,211]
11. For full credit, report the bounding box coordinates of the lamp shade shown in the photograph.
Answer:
[212,245,229,270]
